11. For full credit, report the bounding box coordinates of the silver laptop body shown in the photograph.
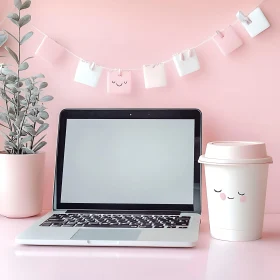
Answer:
[16,109,202,247]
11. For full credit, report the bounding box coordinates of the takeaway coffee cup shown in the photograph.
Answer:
[199,141,273,241]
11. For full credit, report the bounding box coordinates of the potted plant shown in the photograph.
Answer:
[0,0,53,218]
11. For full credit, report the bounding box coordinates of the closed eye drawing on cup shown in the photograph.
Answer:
[227,197,234,199]
[214,189,222,193]
[238,192,245,196]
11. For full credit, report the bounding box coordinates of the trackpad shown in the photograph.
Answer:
[71,229,141,241]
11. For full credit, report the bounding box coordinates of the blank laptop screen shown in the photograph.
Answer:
[61,119,195,205]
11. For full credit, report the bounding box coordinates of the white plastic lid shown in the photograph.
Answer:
[199,141,273,165]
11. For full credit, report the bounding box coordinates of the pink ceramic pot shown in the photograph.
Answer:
[0,152,45,218]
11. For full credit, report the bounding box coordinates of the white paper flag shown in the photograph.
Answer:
[237,8,270,38]
[74,60,103,87]
[143,64,167,88]
[173,49,200,77]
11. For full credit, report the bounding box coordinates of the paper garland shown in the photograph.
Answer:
[107,70,131,94]
[74,60,103,87]
[173,49,200,77]
[143,64,167,88]
[0,3,271,92]
[35,36,65,64]
[237,7,270,38]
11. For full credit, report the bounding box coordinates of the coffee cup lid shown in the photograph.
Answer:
[198,141,273,165]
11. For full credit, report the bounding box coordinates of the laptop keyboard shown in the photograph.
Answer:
[40,214,190,229]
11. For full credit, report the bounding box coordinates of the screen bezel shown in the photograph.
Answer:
[53,109,202,213]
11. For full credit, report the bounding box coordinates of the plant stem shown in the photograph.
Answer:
[18,91,32,154]
[30,108,38,149]
[3,85,13,132]
[16,9,21,152]
[0,123,10,129]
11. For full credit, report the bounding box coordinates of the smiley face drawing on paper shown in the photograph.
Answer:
[107,70,131,94]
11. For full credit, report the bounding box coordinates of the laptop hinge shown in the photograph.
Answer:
[66,210,181,215]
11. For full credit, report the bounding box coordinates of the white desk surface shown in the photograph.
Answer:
[1,214,279,280]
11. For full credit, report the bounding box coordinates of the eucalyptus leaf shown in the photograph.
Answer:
[33,134,46,147]
[0,113,8,123]
[8,106,15,116]
[20,99,28,106]
[40,95,53,102]
[28,115,43,124]
[5,140,18,149]
[13,123,19,132]
[8,113,16,121]
[20,0,31,10]
[38,111,49,120]
[19,62,29,71]
[39,82,48,89]
[37,119,44,125]
[7,13,19,21]
[25,78,32,86]
[2,67,16,76]
[27,115,37,123]
[6,84,16,89]
[23,123,32,128]
[20,135,32,144]
[33,74,45,79]
[9,131,17,137]
[36,123,49,135]
[9,18,19,26]
[24,126,36,136]
[0,91,12,103]
[33,141,46,152]
[12,87,19,94]
[20,31,33,45]
[19,15,31,28]
[18,95,25,101]
[22,147,34,154]
[6,75,17,82]
[31,87,39,95]
[4,47,19,64]
[5,80,15,85]
[0,31,8,47]
[16,81,24,87]
[35,105,46,111]
[14,114,23,128]
[30,95,37,102]
[14,0,22,10]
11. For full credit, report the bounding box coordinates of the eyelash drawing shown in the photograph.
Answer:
[214,189,222,193]
[238,192,245,196]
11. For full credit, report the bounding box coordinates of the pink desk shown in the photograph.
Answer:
[1,214,279,280]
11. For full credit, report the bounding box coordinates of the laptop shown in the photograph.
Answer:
[16,109,202,247]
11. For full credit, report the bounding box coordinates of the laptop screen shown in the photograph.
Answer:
[60,118,195,205]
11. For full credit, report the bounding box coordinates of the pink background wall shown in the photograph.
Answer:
[0,0,279,214]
